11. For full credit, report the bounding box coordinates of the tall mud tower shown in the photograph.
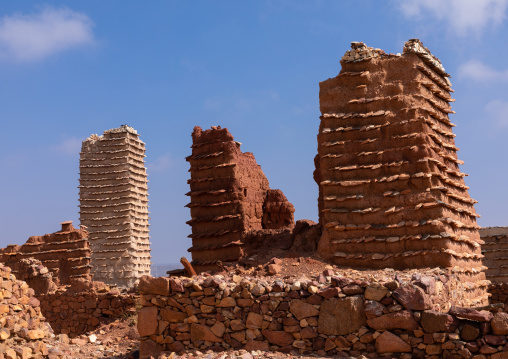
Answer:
[315,40,488,304]
[79,125,151,287]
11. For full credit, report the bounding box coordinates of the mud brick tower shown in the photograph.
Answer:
[186,126,294,273]
[79,125,151,287]
[315,40,488,303]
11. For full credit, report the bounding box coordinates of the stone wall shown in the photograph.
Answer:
[0,263,54,358]
[314,39,486,302]
[137,269,496,359]
[38,285,137,337]
[186,126,295,272]
[481,226,508,283]
[0,221,91,285]
[80,124,151,288]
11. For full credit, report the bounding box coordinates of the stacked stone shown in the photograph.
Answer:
[80,125,151,288]
[138,272,506,359]
[187,126,294,273]
[0,221,91,285]
[38,288,136,337]
[481,227,508,283]
[0,263,54,358]
[315,39,486,301]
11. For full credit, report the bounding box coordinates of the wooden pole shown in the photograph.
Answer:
[180,257,197,277]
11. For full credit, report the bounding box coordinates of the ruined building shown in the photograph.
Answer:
[314,40,487,303]
[186,126,295,272]
[0,221,91,285]
[79,125,151,287]
[480,226,508,283]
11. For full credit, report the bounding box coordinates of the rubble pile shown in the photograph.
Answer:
[0,263,54,358]
[80,125,151,288]
[315,39,487,305]
[137,268,499,359]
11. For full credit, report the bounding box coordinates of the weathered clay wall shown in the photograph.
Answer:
[0,221,91,285]
[262,189,295,230]
[186,126,295,272]
[315,39,487,302]
[0,263,54,358]
[137,272,504,359]
[481,226,508,283]
[80,124,151,288]
[38,286,137,337]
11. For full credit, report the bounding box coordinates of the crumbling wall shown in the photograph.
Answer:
[262,189,295,230]
[186,126,295,272]
[315,39,487,303]
[481,227,508,283]
[0,221,91,285]
[80,125,151,288]
[138,271,504,359]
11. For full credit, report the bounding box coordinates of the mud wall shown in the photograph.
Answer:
[137,272,502,359]
[186,126,294,272]
[0,221,91,285]
[80,125,151,288]
[481,227,508,283]
[315,39,486,300]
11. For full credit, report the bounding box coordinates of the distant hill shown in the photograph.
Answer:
[151,263,182,277]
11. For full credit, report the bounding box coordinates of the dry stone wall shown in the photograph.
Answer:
[315,39,487,302]
[481,227,508,283]
[0,221,91,285]
[137,271,507,359]
[186,126,295,273]
[80,125,151,288]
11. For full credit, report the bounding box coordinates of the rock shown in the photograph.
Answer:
[0,328,10,340]
[160,308,187,323]
[364,300,385,319]
[139,339,163,359]
[426,344,442,355]
[267,264,281,275]
[217,297,236,307]
[211,322,226,337]
[168,278,185,293]
[317,287,340,299]
[484,334,507,346]
[492,312,508,335]
[449,306,493,322]
[342,284,363,295]
[365,283,389,301]
[56,333,69,344]
[138,306,158,337]
[367,310,419,331]
[461,323,480,341]
[420,310,456,333]
[139,276,170,296]
[262,330,294,347]
[375,330,412,353]
[246,312,264,329]
[245,340,270,352]
[70,338,87,346]
[393,283,431,310]
[251,284,265,296]
[492,352,508,359]
[89,334,97,343]
[190,324,223,343]
[290,299,319,320]
[318,297,366,335]
[300,326,318,339]
[413,275,436,294]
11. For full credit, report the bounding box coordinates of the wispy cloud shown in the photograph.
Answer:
[395,0,508,36]
[485,100,508,127]
[147,153,173,173]
[458,60,508,82]
[51,136,83,156]
[0,6,95,62]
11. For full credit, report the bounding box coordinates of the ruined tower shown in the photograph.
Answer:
[186,126,294,272]
[315,40,488,304]
[79,125,150,287]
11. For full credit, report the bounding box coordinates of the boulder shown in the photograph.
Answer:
[138,276,170,296]
[375,331,412,353]
[367,310,419,331]
[492,312,508,335]
[449,306,493,322]
[290,299,319,320]
[318,297,366,335]
[137,306,158,337]
[421,310,456,333]
[393,283,431,310]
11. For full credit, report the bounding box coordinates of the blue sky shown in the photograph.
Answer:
[1,1,508,265]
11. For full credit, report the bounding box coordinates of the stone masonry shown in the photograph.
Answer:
[79,125,151,288]
[481,226,508,283]
[186,126,295,273]
[314,40,487,302]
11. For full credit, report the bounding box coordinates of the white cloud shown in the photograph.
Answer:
[396,0,508,36]
[458,60,508,82]
[51,136,83,156]
[485,100,508,127]
[0,6,94,62]
[147,153,173,173]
